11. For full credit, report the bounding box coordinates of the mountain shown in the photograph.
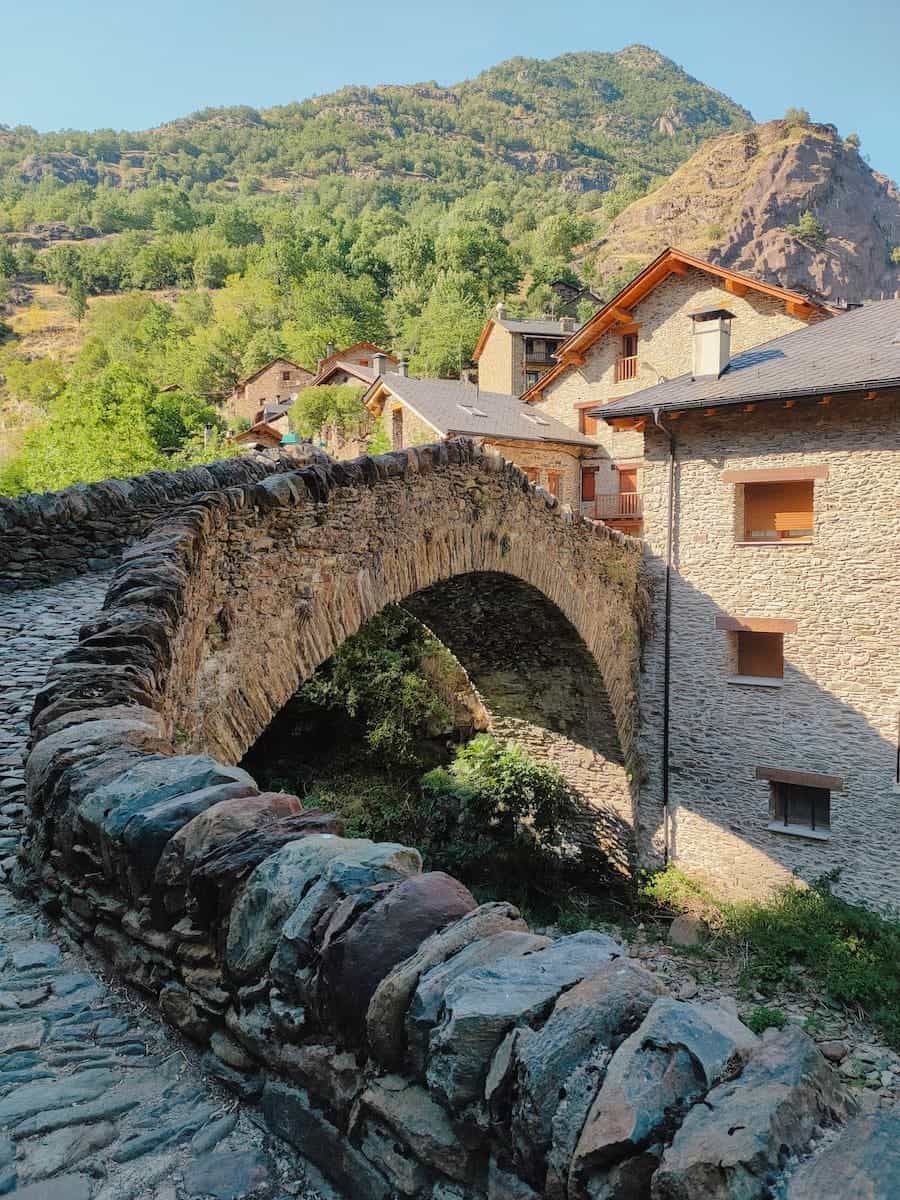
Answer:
[586,119,900,305]
[1,47,751,201]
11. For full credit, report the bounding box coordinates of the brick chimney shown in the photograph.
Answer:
[690,308,734,378]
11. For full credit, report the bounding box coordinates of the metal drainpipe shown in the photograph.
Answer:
[653,406,676,865]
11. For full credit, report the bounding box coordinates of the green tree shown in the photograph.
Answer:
[845,132,861,151]
[787,211,827,250]
[403,275,485,378]
[289,384,369,438]
[783,107,811,125]
[67,277,88,322]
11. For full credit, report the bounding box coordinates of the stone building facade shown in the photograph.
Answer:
[226,358,314,424]
[474,310,576,396]
[523,250,832,533]
[596,300,900,912]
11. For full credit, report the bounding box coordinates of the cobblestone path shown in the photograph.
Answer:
[0,576,327,1200]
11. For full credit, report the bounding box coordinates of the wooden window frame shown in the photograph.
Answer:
[546,470,562,499]
[739,479,815,543]
[581,467,596,503]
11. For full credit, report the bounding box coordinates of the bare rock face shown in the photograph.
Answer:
[592,120,900,304]
[651,1026,854,1200]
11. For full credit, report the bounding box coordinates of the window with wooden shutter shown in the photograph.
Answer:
[743,481,814,541]
[581,468,596,503]
[737,631,783,679]
[524,466,539,483]
[547,470,561,499]
[579,410,599,435]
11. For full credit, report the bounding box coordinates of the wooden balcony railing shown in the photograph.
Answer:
[593,492,643,521]
[615,354,639,383]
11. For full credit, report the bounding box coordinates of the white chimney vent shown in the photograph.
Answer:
[559,316,576,333]
[397,357,409,377]
[690,308,734,378]
[494,301,507,320]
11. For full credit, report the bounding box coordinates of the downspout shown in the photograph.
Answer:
[652,406,676,864]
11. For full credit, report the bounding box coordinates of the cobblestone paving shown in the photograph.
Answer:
[0,576,329,1200]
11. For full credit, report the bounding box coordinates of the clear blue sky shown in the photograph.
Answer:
[3,0,899,180]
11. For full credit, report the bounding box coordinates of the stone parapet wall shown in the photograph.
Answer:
[19,439,853,1197]
[0,452,302,591]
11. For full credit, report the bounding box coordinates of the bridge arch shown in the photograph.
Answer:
[145,442,646,867]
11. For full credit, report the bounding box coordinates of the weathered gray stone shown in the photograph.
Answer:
[488,1157,541,1200]
[320,871,476,1038]
[667,915,707,948]
[210,1030,255,1072]
[0,1067,119,1125]
[12,1176,92,1200]
[17,1121,116,1182]
[272,839,423,992]
[428,932,624,1110]
[0,1019,44,1053]
[785,1110,900,1199]
[226,835,410,980]
[261,1080,393,1200]
[408,930,551,1076]
[272,1042,361,1118]
[154,790,299,894]
[360,1075,472,1182]
[512,958,668,1185]
[652,1026,854,1200]
[182,1149,270,1200]
[570,999,759,1199]
[158,981,211,1042]
[366,901,527,1069]
[11,942,60,970]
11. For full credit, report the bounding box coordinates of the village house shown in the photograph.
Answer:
[312,342,397,385]
[363,361,596,505]
[226,358,315,425]
[474,306,579,397]
[591,300,900,912]
[522,249,835,535]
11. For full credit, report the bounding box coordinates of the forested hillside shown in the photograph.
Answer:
[1,45,895,496]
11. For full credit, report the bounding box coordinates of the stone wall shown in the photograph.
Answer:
[20,440,854,1197]
[482,440,585,510]
[636,392,900,911]
[0,453,302,591]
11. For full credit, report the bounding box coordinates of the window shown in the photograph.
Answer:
[769,781,830,834]
[579,409,599,435]
[282,371,291,381]
[391,407,404,450]
[622,332,638,359]
[737,631,783,679]
[524,467,539,484]
[743,481,814,541]
[581,467,596,503]
[546,471,561,499]
[525,371,540,388]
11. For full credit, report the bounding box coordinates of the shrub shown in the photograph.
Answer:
[783,107,811,126]
[890,247,900,266]
[640,865,900,1048]
[419,734,580,893]
[745,1006,788,1035]
[786,211,827,250]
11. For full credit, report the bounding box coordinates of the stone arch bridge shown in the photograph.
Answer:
[3,443,860,1200]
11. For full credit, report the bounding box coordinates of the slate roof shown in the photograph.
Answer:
[312,360,378,386]
[596,300,900,419]
[495,319,574,337]
[373,375,597,448]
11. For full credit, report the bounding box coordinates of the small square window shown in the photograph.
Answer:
[742,480,814,541]
[737,631,783,679]
[524,466,539,483]
[770,781,830,834]
[282,370,291,381]
[579,410,599,435]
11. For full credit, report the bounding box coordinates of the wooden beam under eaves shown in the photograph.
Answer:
[724,278,749,298]
[608,307,633,324]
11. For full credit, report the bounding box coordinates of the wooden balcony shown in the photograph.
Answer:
[615,354,639,383]
[593,492,643,521]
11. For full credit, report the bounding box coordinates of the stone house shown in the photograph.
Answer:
[312,342,397,384]
[363,369,596,507]
[226,359,314,425]
[521,249,835,536]
[593,300,900,911]
[473,306,578,397]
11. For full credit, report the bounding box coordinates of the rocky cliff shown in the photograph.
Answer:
[589,120,900,304]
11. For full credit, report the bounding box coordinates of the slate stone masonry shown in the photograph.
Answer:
[16,441,862,1199]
